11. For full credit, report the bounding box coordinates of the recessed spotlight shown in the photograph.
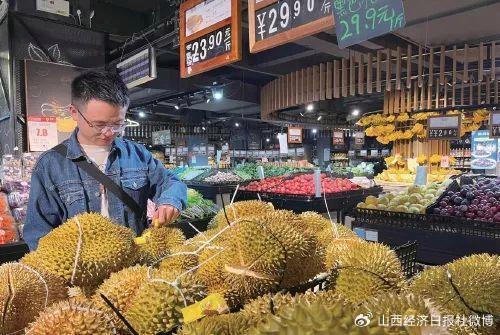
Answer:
[300,113,304,117]
[138,111,146,118]
[202,126,206,130]
[306,103,314,111]
[266,138,270,142]
[317,115,322,121]
[213,88,223,100]
[235,122,240,127]
[174,104,180,110]
[352,109,360,116]
[312,128,317,134]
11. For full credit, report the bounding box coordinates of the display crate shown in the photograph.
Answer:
[352,208,500,264]
[0,242,29,264]
[170,216,213,239]
[235,186,383,222]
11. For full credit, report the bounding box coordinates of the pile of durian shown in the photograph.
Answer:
[0,207,498,335]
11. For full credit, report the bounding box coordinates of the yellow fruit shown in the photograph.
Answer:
[21,213,136,294]
[26,300,117,335]
[365,195,379,206]
[0,262,68,334]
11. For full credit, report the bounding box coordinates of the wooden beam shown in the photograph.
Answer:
[385,48,392,91]
[367,52,373,94]
[428,47,434,87]
[440,45,445,85]
[418,45,423,87]
[358,54,364,95]
[342,58,348,97]
[320,63,326,100]
[492,42,496,82]
[463,44,469,83]
[376,50,382,92]
[350,54,356,96]
[406,45,412,89]
[479,42,484,82]
[326,62,332,99]
[396,46,401,90]
[333,60,340,98]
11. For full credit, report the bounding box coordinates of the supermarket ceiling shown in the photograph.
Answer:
[98,0,500,122]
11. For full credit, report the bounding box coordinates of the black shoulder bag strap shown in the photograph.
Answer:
[52,143,146,224]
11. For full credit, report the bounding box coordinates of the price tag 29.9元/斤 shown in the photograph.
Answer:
[333,0,406,49]
[427,115,461,140]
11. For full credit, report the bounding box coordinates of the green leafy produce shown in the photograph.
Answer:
[234,163,312,180]
[180,189,218,220]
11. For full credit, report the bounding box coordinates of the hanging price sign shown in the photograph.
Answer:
[333,0,406,49]
[180,0,242,78]
[288,127,303,143]
[427,115,461,140]
[333,131,345,145]
[355,131,365,145]
[490,111,500,138]
[249,0,334,53]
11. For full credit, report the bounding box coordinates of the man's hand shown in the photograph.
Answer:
[152,205,180,227]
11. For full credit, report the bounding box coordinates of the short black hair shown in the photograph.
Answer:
[71,71,130,110]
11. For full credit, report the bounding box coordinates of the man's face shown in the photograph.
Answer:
[71,99,126,146]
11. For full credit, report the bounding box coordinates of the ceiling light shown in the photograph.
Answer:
[266,138,270,142]
[352,109,360,116]
[138,111,146,118]
[312,128,317,134]
[213,88,223,100]
[306,103,314,111]
[235,122,240,127]
[174,104,180,110]
[317,115,322,121]
[202,126,206,130]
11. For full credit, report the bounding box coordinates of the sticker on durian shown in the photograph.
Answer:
[134,230,152,245]
[181,293,229,324]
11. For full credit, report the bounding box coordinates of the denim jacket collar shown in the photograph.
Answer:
[65,128,126,160]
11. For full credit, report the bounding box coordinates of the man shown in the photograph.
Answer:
[24,71,187,250]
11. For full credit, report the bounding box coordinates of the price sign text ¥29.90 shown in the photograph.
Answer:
[255,0,332,41]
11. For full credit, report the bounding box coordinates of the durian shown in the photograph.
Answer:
[324,237,365,270]
[0,262,68,335]
[158,243,200,273]
[248,301,377,335]
[177,313,252,335]
[197,212,322,305]
[358,293,432,335]
[21,213,136,294]
[410,254,500,322]
[209,200,274,230]
[135,226,186,265]
[242,290,342,324]
[26,300,117,335]
[328,242,407,305]
[124,273,206,335]
[92,265,149,332]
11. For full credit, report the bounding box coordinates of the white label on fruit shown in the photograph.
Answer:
[365,229,378,242]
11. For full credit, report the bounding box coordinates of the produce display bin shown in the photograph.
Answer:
[234,186,383,222]
[0,242,29,264]
[353,208,500,265]
[184,181,238,206]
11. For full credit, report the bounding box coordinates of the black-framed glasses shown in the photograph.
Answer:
[74,105,126,134]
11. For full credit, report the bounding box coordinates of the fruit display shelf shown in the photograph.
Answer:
[352,207,500,265]
[235,186,383,222]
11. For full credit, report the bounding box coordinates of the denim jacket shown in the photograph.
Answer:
[24,129,187,250]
